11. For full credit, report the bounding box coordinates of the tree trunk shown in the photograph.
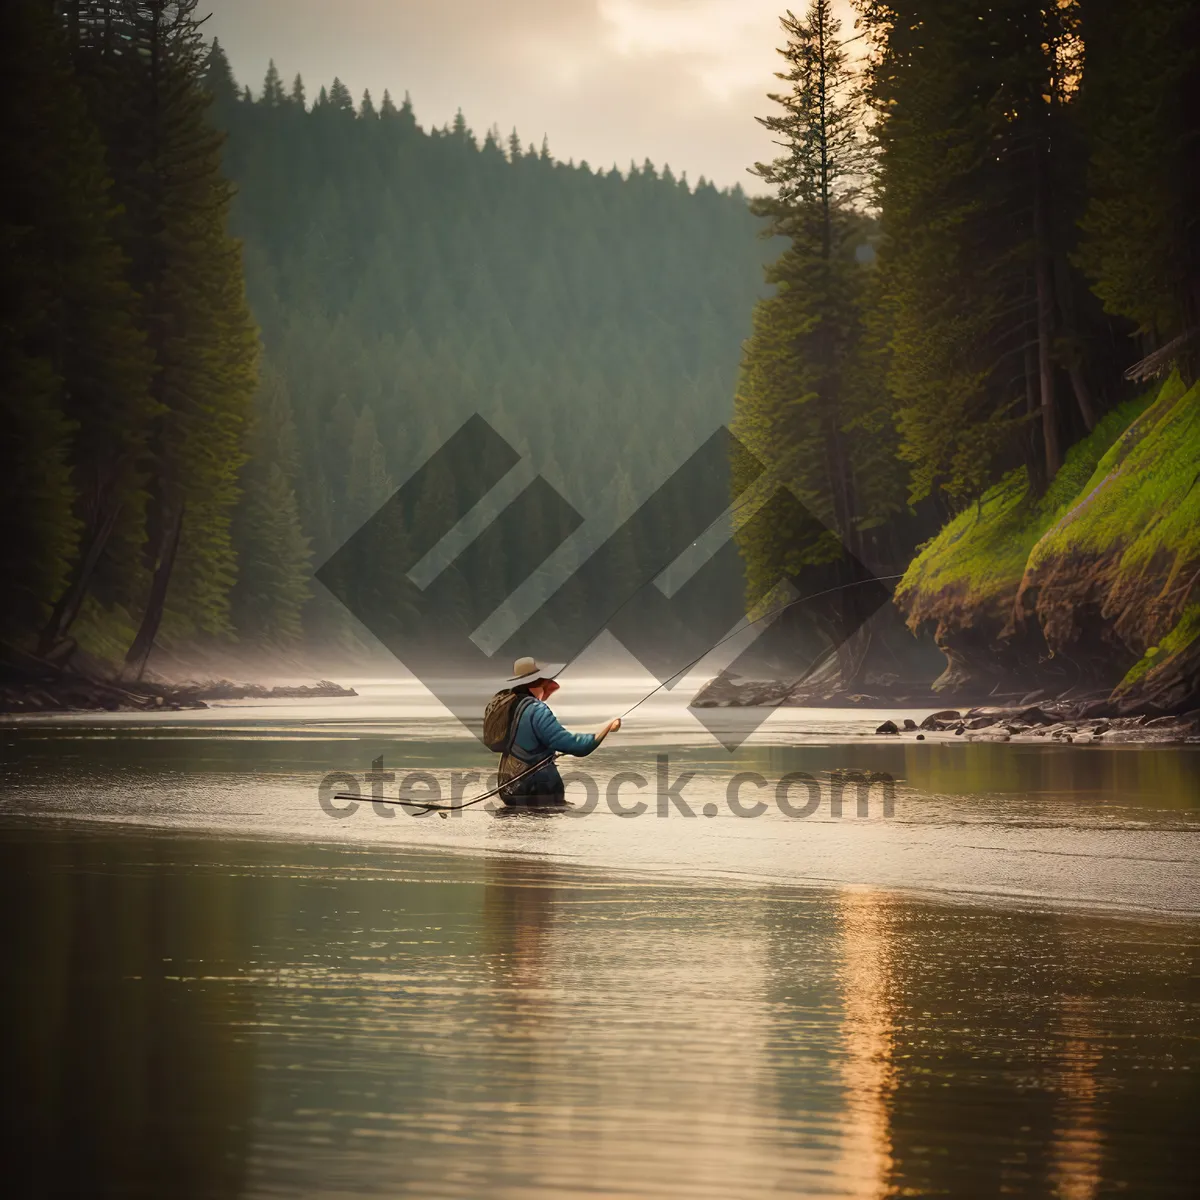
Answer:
[37,474,123,658]
[1034,162,1061,478]
[37,509,118,659]
[1183,279,1200,386]
[1066,359,1098,432]
[1024,344,1047,496]
[122,503,184,682]
[832,623,872,693]
[1052,251,1098,431]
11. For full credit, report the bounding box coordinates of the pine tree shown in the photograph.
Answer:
[290,73,306,109]
[858,0,1105,502]
[451,108,474,147]
[231,366,311,644]
[203,38,238,108]
[345,405,393,529]
[1,1,155,650]
[1076,0,1200,377]
[328,77,354,114]
[75,1,258,677]
[858,0,1000,502]
[736,0,882,592]
[261,59,285,106]
[996,0,1096,470]
[0,3,79,641]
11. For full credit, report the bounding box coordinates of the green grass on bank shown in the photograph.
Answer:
[1027,373,1200,598]
[1120,602,1200,692]
[897,393,1153,617]
[897,370,1200,690]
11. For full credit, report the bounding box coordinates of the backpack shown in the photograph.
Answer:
[482,689,534,754]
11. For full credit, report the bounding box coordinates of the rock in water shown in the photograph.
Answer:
[920,710,960,730]
[875,720,900,735]
[1015,705,1057,726]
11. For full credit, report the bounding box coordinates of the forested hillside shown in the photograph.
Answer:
[1,1,769,678]
[7,0,1197,710]
[737,0,1200,705]
[209,50,770,648]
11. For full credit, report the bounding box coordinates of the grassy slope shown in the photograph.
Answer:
[896,395,1151,622]
[1030,374,1198,566]
[1122,603,1200,690]
[896,372,1200,691]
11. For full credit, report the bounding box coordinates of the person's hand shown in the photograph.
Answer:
[606,717,622,735]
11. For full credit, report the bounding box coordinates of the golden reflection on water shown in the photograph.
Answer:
[837,890,897,1199]
[1049,997,1104,1200]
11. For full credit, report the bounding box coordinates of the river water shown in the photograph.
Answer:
[2,676,1198,1197]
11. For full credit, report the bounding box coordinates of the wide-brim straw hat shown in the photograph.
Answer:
[507,656,564,686]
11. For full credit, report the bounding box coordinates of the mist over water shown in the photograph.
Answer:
[4,675,1199,914]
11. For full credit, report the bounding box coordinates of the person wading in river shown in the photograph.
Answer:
[485,657,621,807]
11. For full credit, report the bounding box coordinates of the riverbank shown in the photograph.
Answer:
[0,676,357,714]
[870,703,1200,745]
[693,373,1200,734]
[0,647,357,714]
[894,373,1200,714]
[692,678,1200,745]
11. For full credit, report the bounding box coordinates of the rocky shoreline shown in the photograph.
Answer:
[871,703,1200,745]
[0,674,357,716]
[692,670,1200,744]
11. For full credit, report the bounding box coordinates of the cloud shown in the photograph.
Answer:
[204,0,858,188]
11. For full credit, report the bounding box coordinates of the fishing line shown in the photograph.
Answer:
[616,573,906,720]
[335,753,554,815]
[334,572,905,815]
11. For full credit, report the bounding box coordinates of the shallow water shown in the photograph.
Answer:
[2,677,1199,1197]
[4,677,1198,914]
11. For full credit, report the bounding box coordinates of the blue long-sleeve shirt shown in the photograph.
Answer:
[509,699,598,763]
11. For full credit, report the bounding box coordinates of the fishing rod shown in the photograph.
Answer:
[335,752,556,816]
[333,488,776,816]
[333,572,905,815]
[615,573,906,722]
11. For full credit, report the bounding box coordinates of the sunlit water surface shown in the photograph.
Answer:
[2,676,1198,1197]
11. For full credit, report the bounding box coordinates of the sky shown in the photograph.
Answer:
[204,0,858,191]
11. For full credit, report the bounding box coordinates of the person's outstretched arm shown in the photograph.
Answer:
[529,704,620,757]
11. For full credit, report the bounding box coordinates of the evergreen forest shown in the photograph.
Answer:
[1,0,769,673]
[3,0,1198,707]
[735,0,1200,705]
